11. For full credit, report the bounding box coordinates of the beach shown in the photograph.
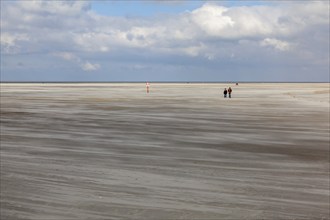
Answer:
[0,83,329,219]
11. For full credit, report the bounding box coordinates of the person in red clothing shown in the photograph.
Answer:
[228,87,232,98]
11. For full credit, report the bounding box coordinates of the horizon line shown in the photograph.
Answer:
[0,81,329,84]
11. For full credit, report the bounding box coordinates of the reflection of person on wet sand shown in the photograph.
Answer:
[223,88,227,98]
[228,87,232,98]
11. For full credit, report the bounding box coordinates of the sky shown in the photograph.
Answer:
[1,0,329,82]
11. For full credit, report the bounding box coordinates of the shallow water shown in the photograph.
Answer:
[1,83,329,219]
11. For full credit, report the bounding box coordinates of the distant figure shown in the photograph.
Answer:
[228,87,232,98]
[236,82,238,86]
[146,82,150,93]
[223,88,227,98]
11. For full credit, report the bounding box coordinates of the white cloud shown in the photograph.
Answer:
[53,52,100,72]
[0,33,29,54]
[188,2,328,39]
[53,52,78,61]
[183,46,199,57]
[1,0,329,81]
[191,4,235,37]
[3,1,328,54]
[73,32,113,52]
[260,38,291,51]
[82,62,100,71]
[18,1,90,16]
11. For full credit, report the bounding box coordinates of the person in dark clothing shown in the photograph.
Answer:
[223,88,227,98]
[228,87,232,98]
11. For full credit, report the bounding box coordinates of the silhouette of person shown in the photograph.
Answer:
[228,87,232,98]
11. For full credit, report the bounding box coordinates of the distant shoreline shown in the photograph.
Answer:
[1,81,329,84]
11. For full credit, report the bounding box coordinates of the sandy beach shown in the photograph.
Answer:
[0,83,329,219]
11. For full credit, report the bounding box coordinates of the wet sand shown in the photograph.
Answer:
[0,83,329,219]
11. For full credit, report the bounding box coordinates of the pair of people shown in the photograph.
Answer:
[223,87,232,98]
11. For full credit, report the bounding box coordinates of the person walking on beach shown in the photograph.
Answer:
[223,88,227,98]
[228,87,232,98]
[146,82,150,93]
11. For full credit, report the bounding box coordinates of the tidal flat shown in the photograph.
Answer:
[0,83,329,219]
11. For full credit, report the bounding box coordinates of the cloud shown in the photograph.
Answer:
[0,33,29,54]
[53,52,78,61]
[1,0,329,81]
[82,62,100,71]
[53,52,100,72]
[190,4,235,37]
[260,38,291,51]
[3,1,328,53]
[17,1,91,16]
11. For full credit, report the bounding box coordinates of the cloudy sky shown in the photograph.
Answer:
[1,0,329,82]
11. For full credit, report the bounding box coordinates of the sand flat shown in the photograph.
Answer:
[0,83,329,219]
